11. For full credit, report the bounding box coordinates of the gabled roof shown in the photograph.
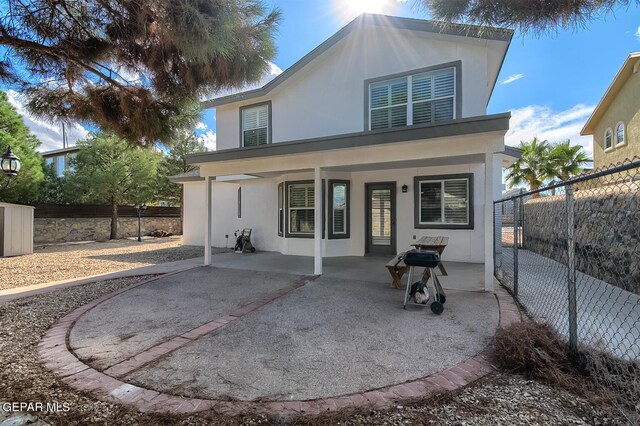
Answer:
[581,52,640,135]
[202,14,513,109]
[39,146,80,157]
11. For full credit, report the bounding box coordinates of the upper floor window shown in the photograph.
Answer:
[615,122,625,146]
[604,128,613,150]
[369,67,456,130]
[241,103,270,147]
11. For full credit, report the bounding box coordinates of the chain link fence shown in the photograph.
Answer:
[494,158,640,421]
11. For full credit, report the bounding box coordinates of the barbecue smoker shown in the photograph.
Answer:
[402,249,447,314]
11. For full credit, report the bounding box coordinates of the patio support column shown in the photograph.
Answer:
[204,176,213,266]
[314,166,323,275]
[484,152,495,292]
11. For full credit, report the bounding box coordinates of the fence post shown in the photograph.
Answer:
[566,184,578,351]
[513,197,519,297]
[519,188,525,248]
[492,202,496,276]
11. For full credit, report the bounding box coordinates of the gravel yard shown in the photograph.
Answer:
[0,237,214,290]
[0,277,626,426]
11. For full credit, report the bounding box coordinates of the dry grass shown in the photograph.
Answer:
[0,237,207,290]
[490,321,636,421]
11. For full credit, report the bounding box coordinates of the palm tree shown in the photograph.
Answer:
[548,140,591,181]
[505,138,551,198]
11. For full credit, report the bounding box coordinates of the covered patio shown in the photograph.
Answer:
[204,250,487,292]
[186,114,518,292]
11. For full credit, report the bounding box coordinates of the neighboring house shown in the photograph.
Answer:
[172,14,521,291]
[41,146,80,177]
[581,52,640,168]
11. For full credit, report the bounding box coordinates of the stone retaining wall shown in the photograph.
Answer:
[523,190,640,295]
[34,217,181,244]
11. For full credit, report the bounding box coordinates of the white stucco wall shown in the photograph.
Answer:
[215,26,507,150]
[181,161,498,264]
[182,181,206,246]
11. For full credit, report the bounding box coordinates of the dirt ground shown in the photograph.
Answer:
[0,277,626,426]
[0,237,214,290]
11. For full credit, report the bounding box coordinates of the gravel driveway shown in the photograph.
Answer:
[0,237,219,290]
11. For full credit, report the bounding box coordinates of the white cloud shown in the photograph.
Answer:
[636,26,640,41]
[195,122,208,130]
[500,73,524,85]
[5,90,89,152]
[197,130,216,151]
[506,104,595,158]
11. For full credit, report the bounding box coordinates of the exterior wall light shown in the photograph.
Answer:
[1,146,21,189]
[402,184,409,193]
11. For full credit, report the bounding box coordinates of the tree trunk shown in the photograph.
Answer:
[110,199,118,239]
[530,178,541,198]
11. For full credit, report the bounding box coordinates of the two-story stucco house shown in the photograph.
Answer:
[173,14,520,291]
[581,52,640,168]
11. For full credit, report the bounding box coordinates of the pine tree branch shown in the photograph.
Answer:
[0,32,125,89]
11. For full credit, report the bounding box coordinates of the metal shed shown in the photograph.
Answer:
[0,202,34,257]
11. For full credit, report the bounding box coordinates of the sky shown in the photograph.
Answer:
[5,0,640,156]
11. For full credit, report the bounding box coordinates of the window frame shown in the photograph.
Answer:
[615,122,625,147]
[364,61,462,131]
[285,180,315,238]
[413,173,474,230]
[328,180,350,239]
[604,127,614,151]
[277,182,284,237]
[239,101,272,147]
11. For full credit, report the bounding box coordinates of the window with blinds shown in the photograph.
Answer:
[242,104,269,147]
[369,67,455,130]
[329,180,350,239]
[287,182,314,235]
[417,177,470,226]
[277,183,284,237]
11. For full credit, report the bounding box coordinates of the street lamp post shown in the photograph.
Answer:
[1,146,21,190]
[134,204,147,242]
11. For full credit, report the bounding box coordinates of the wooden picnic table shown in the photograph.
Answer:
[385,236,449,289]
[412,236,449,277]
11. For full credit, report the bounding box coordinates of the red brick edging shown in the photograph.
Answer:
[38,274,521,418]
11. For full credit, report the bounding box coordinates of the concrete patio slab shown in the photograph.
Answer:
[70,267,304,369]
[64,267,501,401]
[206,251,485,291]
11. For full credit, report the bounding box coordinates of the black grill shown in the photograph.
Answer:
[403,249,440,268]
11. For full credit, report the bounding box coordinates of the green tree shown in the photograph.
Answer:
[422,0,636,33]
[38,161,68,204]
[156,132,207,233]
[505,137,551,197]
[548,140,591,181]
[66,133,161,239]
[0,91,44,203]
[157,132,206,206]
[0,0,280,145]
